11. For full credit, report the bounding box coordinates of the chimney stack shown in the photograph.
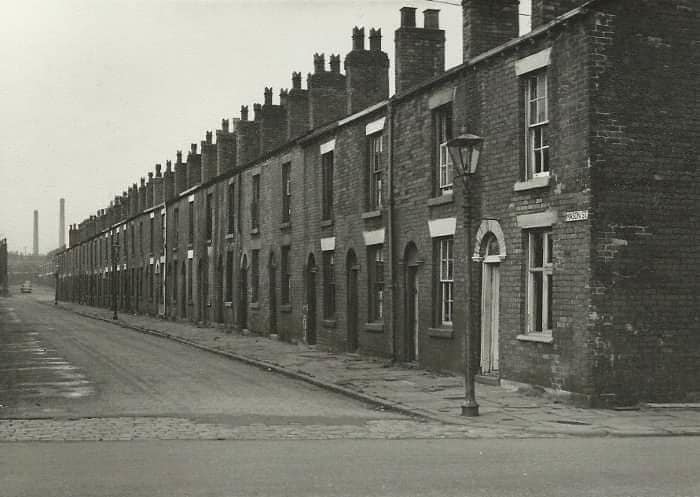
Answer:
[216,119,237,175]
[201,132,217,183]
[307,52,347,128]
[313,53,325,74]
[462,0,518,61]
[259,88,288,154]
[329,54,341,73]
[395,7,445,93]
[59,198,66,248]
[531,0,582,29]
[345,26,389,113]
[187,143,201,188]
[286,71,310,140]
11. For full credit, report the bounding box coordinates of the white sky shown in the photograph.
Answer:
[0,0,530,254]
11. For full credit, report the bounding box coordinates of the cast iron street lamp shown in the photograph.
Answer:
[446,131,484,417]
[111,232,120,320]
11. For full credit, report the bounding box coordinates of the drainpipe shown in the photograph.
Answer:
[386,99,396,359]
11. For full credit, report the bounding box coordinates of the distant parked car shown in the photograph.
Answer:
[20,281,32,293]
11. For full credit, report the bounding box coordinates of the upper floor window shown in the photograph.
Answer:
[526,71,549,179]
[323,251,336,319]
[434,105,453,195]
[251,175,260,231]
[321,151,334,221]
[281,162,291,223]
[368,133,383,210]
[527,229,553,334]
[436,237,454,326]
[173,208,179,245]
[227,183,235,235]
[206,193,213,242]
[188,201,194,245]
[149,217,154,254]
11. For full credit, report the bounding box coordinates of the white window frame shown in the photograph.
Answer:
[439,237,454,325]
[368,133,383,210]
[527,230,553,335]
[525,71,550,179]
[369,246,384,322]
[439,142,453,194]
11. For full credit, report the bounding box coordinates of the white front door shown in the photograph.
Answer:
[480,259,500,375]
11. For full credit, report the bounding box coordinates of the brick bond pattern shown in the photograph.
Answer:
[54,0,699,404]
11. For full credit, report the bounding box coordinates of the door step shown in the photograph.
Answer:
[476,374,500,386]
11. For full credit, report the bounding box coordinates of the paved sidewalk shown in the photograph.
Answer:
[51,300,700,438]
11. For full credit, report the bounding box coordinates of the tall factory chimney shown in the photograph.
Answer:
[59,198,66,248]
[33,210,39,255]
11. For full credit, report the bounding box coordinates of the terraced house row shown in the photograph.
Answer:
[56,0,699,405]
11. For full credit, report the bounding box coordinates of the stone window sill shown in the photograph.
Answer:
[224,301,233,308]
[513,175,551,192]
[363,322,384,333]
[517,333,553,344]
[322,319,337,329]
[206,239,212,246]
[280,221,291,230]
[249,302,260,310]
[250,228,260,235]
[280,304,292,313]
[225,233,235,240]
[320,219,334,228]
[427,193,454,207]
[361,210,382,220]
[428,327,454,339]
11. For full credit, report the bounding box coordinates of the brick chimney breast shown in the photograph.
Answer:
[531,0,584,29]
[462,0,518,61]
[345,25,389,113]
[395,6,445,94]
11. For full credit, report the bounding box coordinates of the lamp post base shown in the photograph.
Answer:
[461,401,480,417]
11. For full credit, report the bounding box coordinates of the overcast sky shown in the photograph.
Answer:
[1,0,530,254]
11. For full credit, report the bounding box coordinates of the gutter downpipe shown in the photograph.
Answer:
[386,98,396,360]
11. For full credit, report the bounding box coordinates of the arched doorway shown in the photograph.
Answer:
[346,249,359,352]
[403,242,419,362]
[239,254,248,330]
[269,252,277,335]
[479,233,501,376]
[305,253,317,345]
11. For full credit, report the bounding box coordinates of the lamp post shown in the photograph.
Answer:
[111,232,119,320]
[446,131,484,417]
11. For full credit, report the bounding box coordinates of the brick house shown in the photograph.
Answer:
[57,0,699,405]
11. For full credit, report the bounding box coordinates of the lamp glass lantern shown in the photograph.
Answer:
[446,133,483,177]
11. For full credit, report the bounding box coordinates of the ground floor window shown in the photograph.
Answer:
[251,249,259,303]
[225,250,233,302]
[281,246,291,305]
[323,251,335,318]
[367,245,384,321]
[435,237,454,326]
[527,229,553,334]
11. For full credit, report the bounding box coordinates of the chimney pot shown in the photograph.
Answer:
[313,53,325,74]
[166,160,172,173]
[190,143,197,154]
[155,163,162,176]
[148,172,153,180]
[400,7,416,27]
[423,9,440,29]
[264,87,273,105]
[253,103,262,121]
[221,118,229,132]
[329,54,341,73]
[279,88,289,107]
[140,177,145,187]
[292,72,302,89]
[176,150,182,163]
[352,26,365,50]
[206,130,212,144]
[369,28,382,51]
[241,105,249,121]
